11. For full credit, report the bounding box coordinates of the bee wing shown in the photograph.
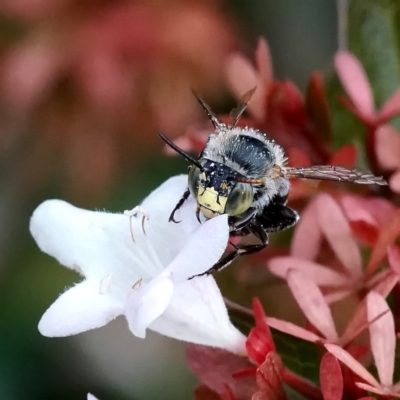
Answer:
[283,166,387,185]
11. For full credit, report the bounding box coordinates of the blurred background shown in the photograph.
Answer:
[0,1,338,399]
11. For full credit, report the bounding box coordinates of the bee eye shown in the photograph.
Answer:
[225,183,254,216]
[188,165,202,197]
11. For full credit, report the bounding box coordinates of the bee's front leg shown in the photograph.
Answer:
[169,188,190,223]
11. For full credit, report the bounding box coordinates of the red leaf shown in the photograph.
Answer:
[348,221,378,246]
[252,352,287,400]
[187,344,256,400]
[305,72,332,143]
[320,353,343,400]
[246,299,275,364]
[330,145,357,167]
[267,81,306,127]
[195,385,223,400]
[287,148,311,167]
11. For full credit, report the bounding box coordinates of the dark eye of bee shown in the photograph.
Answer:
[225,183,254,216]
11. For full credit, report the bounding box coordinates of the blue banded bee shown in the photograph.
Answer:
[159,89,387,275]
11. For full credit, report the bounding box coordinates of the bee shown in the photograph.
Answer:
[159,89,387,275]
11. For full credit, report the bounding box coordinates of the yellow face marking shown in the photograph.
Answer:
[221,182,228,190]
[197,186,228,218]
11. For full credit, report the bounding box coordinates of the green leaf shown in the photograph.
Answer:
[348,0,400,128]
[272,329,321,385]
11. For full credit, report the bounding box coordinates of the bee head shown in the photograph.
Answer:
[188,160,254,219]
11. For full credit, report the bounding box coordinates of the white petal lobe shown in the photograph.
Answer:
[125,275,175,338]
[39,280,123,337]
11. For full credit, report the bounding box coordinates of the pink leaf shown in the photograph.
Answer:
[266,317,322,343]
[226,53,265,121]
[334,51,375,118]
[389,169,400,193]
[367,292,395,386]
[187,344,256,400]
[355,382,400,398]
[287,271,338,340]
[320,353,343,400]
[268,257,349,287]
[316,194,362,279]
[291,198,322,260]
[375,125,400,170]
[255,38,273,87]
[324,344,380,388]
[367,210,400,275]
[324,289,352,305]
[340,196,377,226]
[380,88,400,122]
[388,245,400,275]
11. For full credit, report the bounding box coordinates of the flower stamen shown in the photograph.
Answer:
[132,278,143,289]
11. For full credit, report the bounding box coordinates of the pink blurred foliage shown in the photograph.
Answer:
[0,0,235,200]
[164,38,334,165]
[335,51,400,190]
[269,194,400,304]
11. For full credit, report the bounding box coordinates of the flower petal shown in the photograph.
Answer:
[367,291,395,386]
[316,194,362,279]
[334,51,375,118]
[125,274,175,338]
[287,270,338,341]
[150,276,246,353]
[268,257,349,287]
[134,175,203,267]
[30,199,131,280]
[87,394,99,400]
[39,280,123,337]
[324,343,380,388]
[164,214,229,281]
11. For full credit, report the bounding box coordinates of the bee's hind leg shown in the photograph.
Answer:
[169,188,190,223]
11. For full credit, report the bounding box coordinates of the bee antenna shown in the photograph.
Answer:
[230,86,256,128]
[158,133,204,171]
[192,90,225,131]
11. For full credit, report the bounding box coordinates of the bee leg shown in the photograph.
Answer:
[192,225,269,277]
[169,188,190,223]
[228,208,258,231]
[259,203,299,233]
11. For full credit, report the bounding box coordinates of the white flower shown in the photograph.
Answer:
[30,175,246,354]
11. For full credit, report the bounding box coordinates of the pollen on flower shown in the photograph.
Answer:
[99,274,112,295]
